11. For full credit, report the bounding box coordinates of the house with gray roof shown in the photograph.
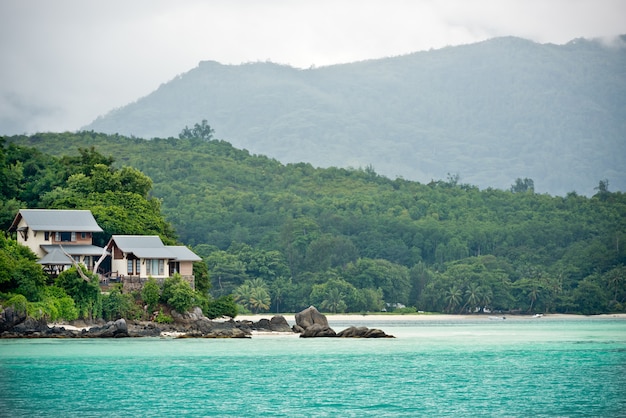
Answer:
[9,209,202,289]
[106,235,201,290]
[9,209,107,275]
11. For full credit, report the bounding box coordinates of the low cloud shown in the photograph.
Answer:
[0,0,624,134]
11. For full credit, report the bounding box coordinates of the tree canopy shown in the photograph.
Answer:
[3,131,626,315]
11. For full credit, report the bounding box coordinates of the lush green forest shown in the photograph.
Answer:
[4,128,626,316]
[85,36,626,195]
[0,136,230,322]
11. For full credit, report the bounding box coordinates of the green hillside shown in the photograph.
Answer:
[5,130,626,315]
[85,36,626,196]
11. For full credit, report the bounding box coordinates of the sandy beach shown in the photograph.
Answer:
[236,312,626,324]
[48,312,626,333]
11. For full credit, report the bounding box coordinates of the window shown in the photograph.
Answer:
[146,259,165,276]
[55,232,76,242]
[81,232,87,239]
[45,232,50,241]
[135,259,141,275]
[127,260,134,275]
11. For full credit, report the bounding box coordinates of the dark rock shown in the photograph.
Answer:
[114,318,127,333]
[172,307,205,324]
[185,317,252,338]
[295,306,337,337]
[255,318,272,330]
[205,327,249,338]
[269,315,292,332]
[247,315,293,332]
[295,306,329,330]
[177,322,250,338]
[365,328,394,338]
[46,326,80,338]
[127,322,162,337]
[337,326,395,338]
[12,316,49,334]
[300,323,337,338]
[192,317,215,334]
[0,307,27,332]
[86,318,129,338]
[336,326,369,337]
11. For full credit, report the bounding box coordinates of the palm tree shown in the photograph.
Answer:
[527,284,540,313]
[248,278,269,292]
[606,267,624,302]
[249,287,270,313]
[463,282,482,313]
[233,283,252,311]
[445,285,462,313]
[321,288,346,313]
[479,287,493,313]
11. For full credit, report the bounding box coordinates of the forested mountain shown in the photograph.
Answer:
[84,36,626,196]
[5,131,626,315]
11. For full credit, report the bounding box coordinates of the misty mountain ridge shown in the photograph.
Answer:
[85,36,626,196]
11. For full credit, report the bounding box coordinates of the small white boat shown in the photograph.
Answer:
[533,314,543,318]
[488,316,506,320]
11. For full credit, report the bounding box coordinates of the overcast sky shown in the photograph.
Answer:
[1,0,624,135]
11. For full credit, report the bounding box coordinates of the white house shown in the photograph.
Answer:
[9,209,107,274]
[106,235,201,281]
[9,209,202,289]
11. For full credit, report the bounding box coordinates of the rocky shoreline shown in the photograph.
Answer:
[0,306,394,339]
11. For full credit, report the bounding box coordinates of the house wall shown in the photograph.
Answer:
[15,218,48,258]
[51,232,92,245]
[15,216,95,259]
[110,256,128,278]
[110,255,170,279]
[142,258,170,278]
[178,261,194,276]
[121,275,195,293]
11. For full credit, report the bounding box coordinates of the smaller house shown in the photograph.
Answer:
[106,235,201,290]
[9,209,107,275]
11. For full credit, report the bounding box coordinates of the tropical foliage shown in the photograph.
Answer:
[2,130,626,316]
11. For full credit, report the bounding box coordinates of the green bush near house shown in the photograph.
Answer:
[5,293,27,314]
[55,266,102,320]
[154,309,173,324]
[102,288,141,321]
[141,277,161,313]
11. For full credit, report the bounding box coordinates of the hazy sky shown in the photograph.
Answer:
[1,0,624,135]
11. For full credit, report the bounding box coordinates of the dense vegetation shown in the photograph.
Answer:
[85,36,626,195]
[0,137,234,321]
[5,129,626,316]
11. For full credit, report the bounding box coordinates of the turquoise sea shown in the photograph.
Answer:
[1,317,625,417]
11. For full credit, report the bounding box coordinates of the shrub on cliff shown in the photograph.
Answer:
[141,277,161,312]
[204,295,238,319]
[102,288,141,321]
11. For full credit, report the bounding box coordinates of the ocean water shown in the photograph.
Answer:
[1,317,625,417]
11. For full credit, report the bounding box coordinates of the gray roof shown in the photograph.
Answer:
[110,235,201,261]
[167,246,202,262]
[37,247,73,265]
[41,245,108,256]
[110,235,164,250]
[110,235,171,258]
[10,209,103,232]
